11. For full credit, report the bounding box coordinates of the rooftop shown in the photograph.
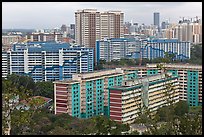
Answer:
[19,96,52,107]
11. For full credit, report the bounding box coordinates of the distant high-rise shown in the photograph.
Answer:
[61,24,67,32]
[75,9,124,63]
[154,12,160,31]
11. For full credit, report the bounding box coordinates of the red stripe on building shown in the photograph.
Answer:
[56,87,67,91]
[110,90,122,94]
[110,103,122,107]
[110,98,121,103]
[56,91,68,95]
[110,111,122,116]
[110,94,122,98]
[56,107,67,112]
[56,95,68,100]
[56,84,67,87]
[56,100,67,104]
[110,116,122,121]
[56,103,67,108]
[110,107,122,112]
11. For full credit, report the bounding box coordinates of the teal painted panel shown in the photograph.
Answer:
[187,71,199,106]
[147,69,158,76]
[95,79,104,115]
[81,113,86,118]
[116,75,123,86]
[167,70,178,76]
[86,81,94,118]
[104,106,109,117]
[71,83,80,118]
[108,77,114,88]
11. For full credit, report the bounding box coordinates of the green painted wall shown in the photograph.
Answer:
[85,81,94,118]
[115,75,123,86]
[126,71,137,80]
[167,70,178,76]
[187,71,199,106]
[95,79,104,115]
[147,69,158,76]
[71,83,80,118]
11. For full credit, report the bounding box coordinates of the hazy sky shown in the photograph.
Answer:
[2,2,202,29]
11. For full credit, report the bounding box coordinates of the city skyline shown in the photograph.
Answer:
[2,2,202,29]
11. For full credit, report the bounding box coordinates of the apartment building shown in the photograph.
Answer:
[146,63,202,106]
[75,9,124,62]
[96,38,191,62]
[26,32,64,42]
[96,38,139,63]
[2,42,94,82]
[53,68,138,118]
[2,51,8,78]
[109,72,179,124]
[162,21,202,44]
[140,39,191,60]
[123,63,202,106]
[2,35,22,45]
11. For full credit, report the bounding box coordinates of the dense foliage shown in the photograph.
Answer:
[134,101,202,135]
[11,109,130,135]
[187,44,202,65]
[4,74,54,99]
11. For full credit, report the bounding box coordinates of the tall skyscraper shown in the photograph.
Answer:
[154,12,160,32]
[75,9,124,63]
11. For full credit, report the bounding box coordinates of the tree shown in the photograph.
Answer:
[174,101,188,117]
[178,114,202,135]
[34,81,54,99]
[95,59,106,70]
[187,44,202,65]
[2,79,32,135]
[7,74,35,94]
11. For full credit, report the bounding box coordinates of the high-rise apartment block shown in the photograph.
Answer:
[53,63,202,123]
[140,39,191,60]
[2,35,22,45]
[54,68,137,117]
[2,42,94,82]
[96,38,139,63]
[75,9,124,62]
[125,63,202,106]
[109,72,179,124]
[161,18,202,44]
[96,38,191,62]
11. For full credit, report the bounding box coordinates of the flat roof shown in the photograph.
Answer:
[53,80,79,84]
[108,76,178,91]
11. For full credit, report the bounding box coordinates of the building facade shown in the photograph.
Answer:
[154,12,160,32]
[96,38,191,62]
[123,63,202,106]
[96,38,139,63]
[2,42,94,82]
[53,68,138,118]
[53,63,202,124]
[140,39,191,60]
[161,18,202,44]
[75,9,124,62]
[26,32,64,42]
[2,35,22,45]
[109,72,179,124]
